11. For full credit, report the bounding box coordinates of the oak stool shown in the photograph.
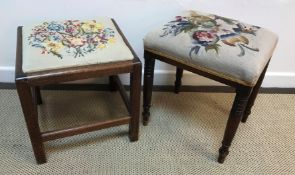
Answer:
[15,18,141,164]
[142,10,278,163]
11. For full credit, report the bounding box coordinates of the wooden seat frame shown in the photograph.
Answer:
[142,50,269,163]
[15,20,142,164]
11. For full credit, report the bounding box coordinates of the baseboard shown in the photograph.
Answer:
[1,82,294,94]
[1,66,295,88]
[0,66,15,83]
[149,70,295,88]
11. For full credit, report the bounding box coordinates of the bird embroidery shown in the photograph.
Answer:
[161,11,260,58]
[220,23,259,56]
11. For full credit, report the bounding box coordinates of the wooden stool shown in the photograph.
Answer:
[142,10,278,163]
[15,18,141,164]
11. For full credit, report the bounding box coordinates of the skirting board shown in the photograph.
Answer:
[1,66,295,88]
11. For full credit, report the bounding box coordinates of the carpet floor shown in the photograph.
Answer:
[0,89,294,175]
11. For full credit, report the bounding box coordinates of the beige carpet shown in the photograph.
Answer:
[0,89,295,175]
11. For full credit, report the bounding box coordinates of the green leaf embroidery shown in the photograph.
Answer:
[50,49,63,59]
[205,44,221,54]
[216,16,235,25]
[182,25,195,33]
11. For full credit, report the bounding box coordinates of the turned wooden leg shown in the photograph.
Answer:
[174,67,183,94]
[16,81,46,164]
[142,51,155,126]
[242,62,269,123]
[33,86,42,105]
[109,75,117,92]
[218,86,252,163]
[129,63,142,141]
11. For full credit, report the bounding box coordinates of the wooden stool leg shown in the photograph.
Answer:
[33,86,42,105]
[16,81,46,164]
[129,63,142,141]
[109,75,117,92]
[142,51,155,126]
[174,67,183,94]
[242,63,269,123]
[218,86,252,163]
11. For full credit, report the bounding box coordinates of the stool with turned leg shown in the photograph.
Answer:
[142,10,278,163]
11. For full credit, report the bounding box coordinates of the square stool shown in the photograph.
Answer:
[142,10,278,163]
[15,18,141,164]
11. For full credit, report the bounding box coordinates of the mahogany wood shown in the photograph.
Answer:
[145,51,248,88]
[42,117,131,142]
[113,75,131,113]
[242,62,269,123]
[174,67,183,94]
[15,19,142,164]
[142,51,155,126]
[16,81,46,164]
[129,63,142,141]
[142,49,270,163]
[32,86,42,105]
[109,75,117,91]
[218,86,252,163]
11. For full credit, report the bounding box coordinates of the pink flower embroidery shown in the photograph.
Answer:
[28,20,116,58]
[192,31,219,46]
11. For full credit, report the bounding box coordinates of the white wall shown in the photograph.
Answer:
[0,0,294,87]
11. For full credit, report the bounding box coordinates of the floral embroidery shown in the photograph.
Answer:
[28,20,116,59]
[161,12,260,58]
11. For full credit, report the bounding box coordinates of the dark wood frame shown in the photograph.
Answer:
[15,19,142,164]
[142,50,269,163]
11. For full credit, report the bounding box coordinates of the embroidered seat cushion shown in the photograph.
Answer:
[22,17,134,73]
[144,10,278,86]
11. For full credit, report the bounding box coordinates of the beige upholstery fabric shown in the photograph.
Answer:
[144,10,278,86]
[22,17,134,73]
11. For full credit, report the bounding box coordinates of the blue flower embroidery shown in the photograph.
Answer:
[161,12,260,58]
[28,20,116,59]
[47,22,64,32]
